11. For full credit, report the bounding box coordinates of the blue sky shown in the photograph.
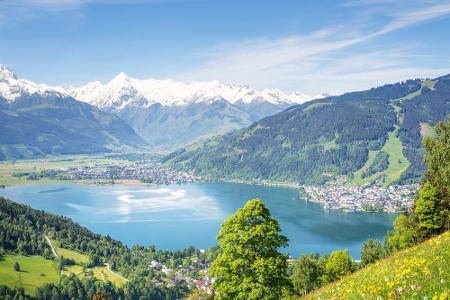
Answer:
[1,0,450,94]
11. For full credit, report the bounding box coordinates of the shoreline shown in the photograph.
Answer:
[0,177,413,214]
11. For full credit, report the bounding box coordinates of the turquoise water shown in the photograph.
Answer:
[0,182,396,258]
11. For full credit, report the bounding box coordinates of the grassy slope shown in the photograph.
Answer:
[0,243,126,295]
[92,266,127,287]
[350,150,377,185]
[52,240,127,287]
[305,230,450,299]
[63,265,126,287]
[0,255,59,295]
[382,129,410,186]
[350,129,410,187]
[52,239,90,265]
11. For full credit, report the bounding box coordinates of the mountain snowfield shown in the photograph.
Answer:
[61,71,318,109]
[0,65,323,148]
[0,65,65,101]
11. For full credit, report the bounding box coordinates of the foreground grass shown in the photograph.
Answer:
[306,231,450,299]
[0,255,59,295]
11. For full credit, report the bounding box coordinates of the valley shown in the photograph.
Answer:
[0,154,197,186]
[2,2,450,299]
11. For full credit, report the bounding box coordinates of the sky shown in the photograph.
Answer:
[1,0,450,95]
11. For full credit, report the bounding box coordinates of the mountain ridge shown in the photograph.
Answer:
[0,66,145,160]
[163,74,450,186]
[0,65,324,149]
[61,72,322,108]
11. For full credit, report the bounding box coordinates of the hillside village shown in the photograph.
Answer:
[302,182,418,212]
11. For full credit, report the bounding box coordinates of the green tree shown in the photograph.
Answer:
[291,253,323,296]
[414,181,443,237]
[209,199,291,300]
[360,239,384,267]
[422,119,450,232]
[321,250,355,284]
[385,214,417,253]
[14,261,20,272]
[386,118,450,254]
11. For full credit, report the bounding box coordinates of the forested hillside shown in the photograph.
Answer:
[0,197,216,299]
[0,93,145,161]
[164,75,450,185]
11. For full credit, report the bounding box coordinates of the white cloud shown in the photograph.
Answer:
[0,0,187,23]
[177,1,450,94]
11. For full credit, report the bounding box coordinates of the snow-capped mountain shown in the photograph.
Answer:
[0,65,63,101]
[0,65,144,160]
[62,72,317,110]
[0,65,324,149]
[60,72,322,148]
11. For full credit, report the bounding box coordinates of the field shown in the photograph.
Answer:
[50,239,127,287]
[52,239,90,264]
[0,255,59,295]
[0,154,132,186]
[306,230,450,299]
[92,266,127,287]
[63,265,127,287]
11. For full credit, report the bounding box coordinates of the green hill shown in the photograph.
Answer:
[164,74,450,185]
[0,93,145,161]
[305,230,450,299]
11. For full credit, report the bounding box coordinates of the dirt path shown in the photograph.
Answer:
[44,235,58,257]
[43,235,64,275]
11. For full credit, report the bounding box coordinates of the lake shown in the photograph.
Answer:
[0,182,396,258]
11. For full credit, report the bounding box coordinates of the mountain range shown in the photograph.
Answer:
[164,74,450,186]
[60,72,320,148]
[0,65,319,156]
[0,65,144,160]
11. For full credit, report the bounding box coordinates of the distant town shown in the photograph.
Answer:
[13,160,200,185]
[302,181,418,212]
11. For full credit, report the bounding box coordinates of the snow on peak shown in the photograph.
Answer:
[111,72,130,82]
[67,74,319,109]
[0,64,63,101]
[0,65,18,81]
[0,65,324,109]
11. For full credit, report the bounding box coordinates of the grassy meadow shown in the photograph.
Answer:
[0,255,59,295]
[305,230,450,299]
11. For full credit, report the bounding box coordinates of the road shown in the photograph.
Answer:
[104,263,129,282]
